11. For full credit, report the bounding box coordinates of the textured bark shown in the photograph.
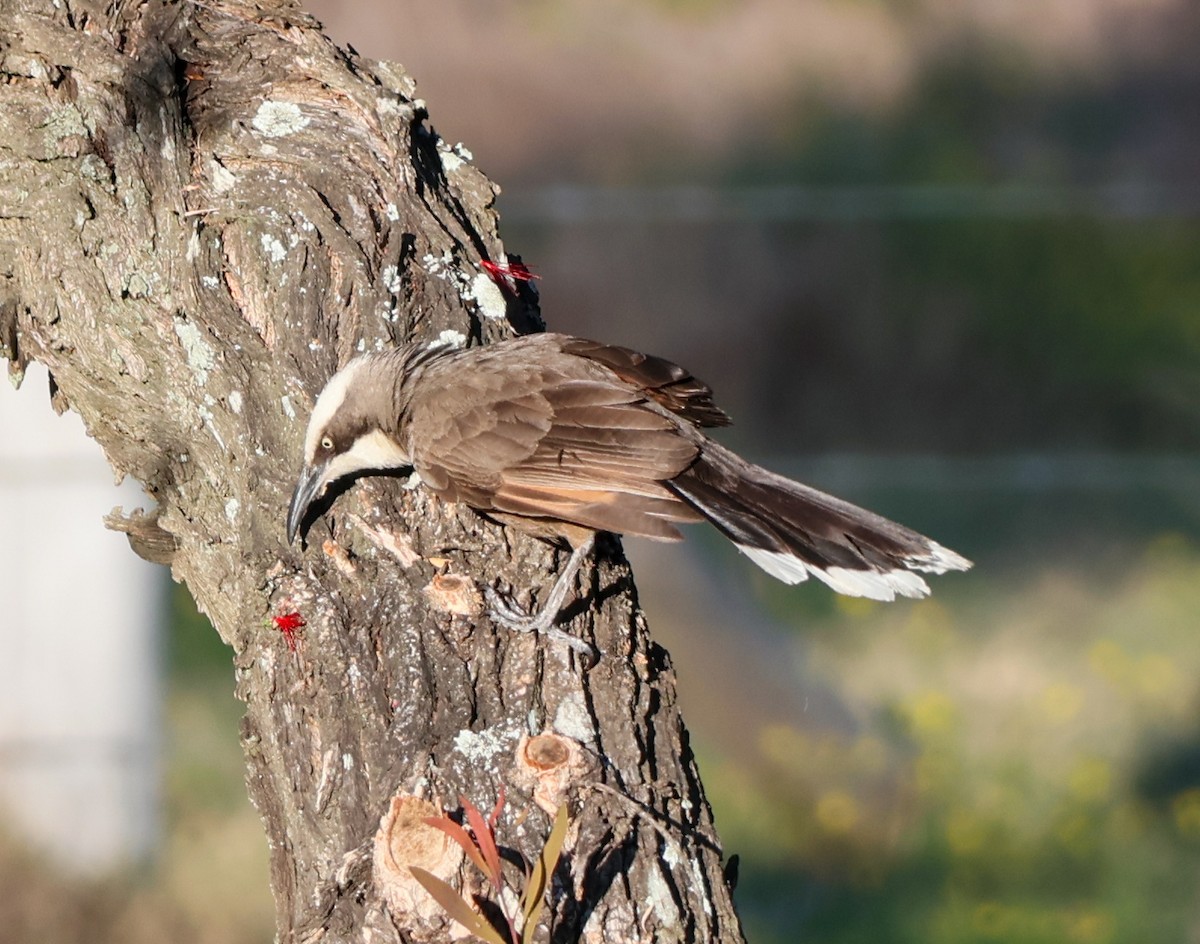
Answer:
[0,1,745,941]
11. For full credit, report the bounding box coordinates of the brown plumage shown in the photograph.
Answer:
[403,336,713,543]
[288,333,971,645]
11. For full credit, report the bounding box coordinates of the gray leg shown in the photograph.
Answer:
[485,536,597,658]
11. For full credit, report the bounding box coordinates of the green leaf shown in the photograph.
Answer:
[520,804,569,942]
[409,867,510,944]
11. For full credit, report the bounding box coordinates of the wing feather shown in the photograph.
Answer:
[560,336,731,427]
[405,336,701,539]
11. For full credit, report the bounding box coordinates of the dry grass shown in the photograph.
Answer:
[0,683,273,944]
[700,533,1200,943]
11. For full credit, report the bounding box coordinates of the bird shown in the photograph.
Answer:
[287,333,971,652]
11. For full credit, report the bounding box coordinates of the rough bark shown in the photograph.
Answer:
[0,1,745,941]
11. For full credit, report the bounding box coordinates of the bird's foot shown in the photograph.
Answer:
[484,536,598,662]
[484,586,598,662]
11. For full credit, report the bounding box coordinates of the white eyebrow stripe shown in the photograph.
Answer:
[303,357,370,462]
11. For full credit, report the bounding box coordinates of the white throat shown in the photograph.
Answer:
[323,429,411,485]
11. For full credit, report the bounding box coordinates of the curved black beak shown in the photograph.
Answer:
[287,462,328,545]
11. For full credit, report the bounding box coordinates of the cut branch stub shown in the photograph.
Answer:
[514,733,597,816]
[373,793,466,933]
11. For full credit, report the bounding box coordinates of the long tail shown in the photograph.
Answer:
[667,443,972,601]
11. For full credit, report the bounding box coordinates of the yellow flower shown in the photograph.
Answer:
[815,790,860,834]
[1066,907,1115,943]
[1068,758,1113,804]
[1134,653,1180,701]
[1172,789,1200,839]
[945,809,987,855]
[757,723,808,771]
[1040,682,1084,724]
[835,595,879,618]
[908,690,958,738]
[1088,639,1133,690]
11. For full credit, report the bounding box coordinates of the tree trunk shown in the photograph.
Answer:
[0,1,745,941]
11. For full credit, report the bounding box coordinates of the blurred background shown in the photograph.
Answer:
[4,0,1200,941]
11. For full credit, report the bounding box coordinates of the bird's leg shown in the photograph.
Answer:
[485,535,597,658]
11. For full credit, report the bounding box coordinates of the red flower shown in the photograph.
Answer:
[272,611,306,651]
[480,258,539,294]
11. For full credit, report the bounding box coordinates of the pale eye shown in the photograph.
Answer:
[321,436,334,451]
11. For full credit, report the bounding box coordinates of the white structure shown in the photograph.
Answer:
[0,364,161,873]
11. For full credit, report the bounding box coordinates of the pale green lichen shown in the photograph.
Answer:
[210,159,237,193]
[251,100,310,138]
[645,869,682,931]
[381,264,402,294]
[173,317,216,385]
[126,272,152,298]
[42,104,86,149]
[79,154,105,180]
[467,271,507,321]
[553,691,594,744]
[452,726,516,765]
[260,233,287,263]
[438,141,474,175]
[159,119,176,163]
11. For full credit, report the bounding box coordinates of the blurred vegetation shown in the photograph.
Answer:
[730,52,1200,453]
[0,588,273,944]
[709,533,1200,944]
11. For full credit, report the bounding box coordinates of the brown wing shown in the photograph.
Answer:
[560,336,732,428]
[405,335,703,540]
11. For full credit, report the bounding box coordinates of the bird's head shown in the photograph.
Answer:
[286,354,412,544]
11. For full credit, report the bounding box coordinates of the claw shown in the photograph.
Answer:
[483,538,598,662]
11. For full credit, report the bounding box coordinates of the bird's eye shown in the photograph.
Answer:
[321,436,334,451]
